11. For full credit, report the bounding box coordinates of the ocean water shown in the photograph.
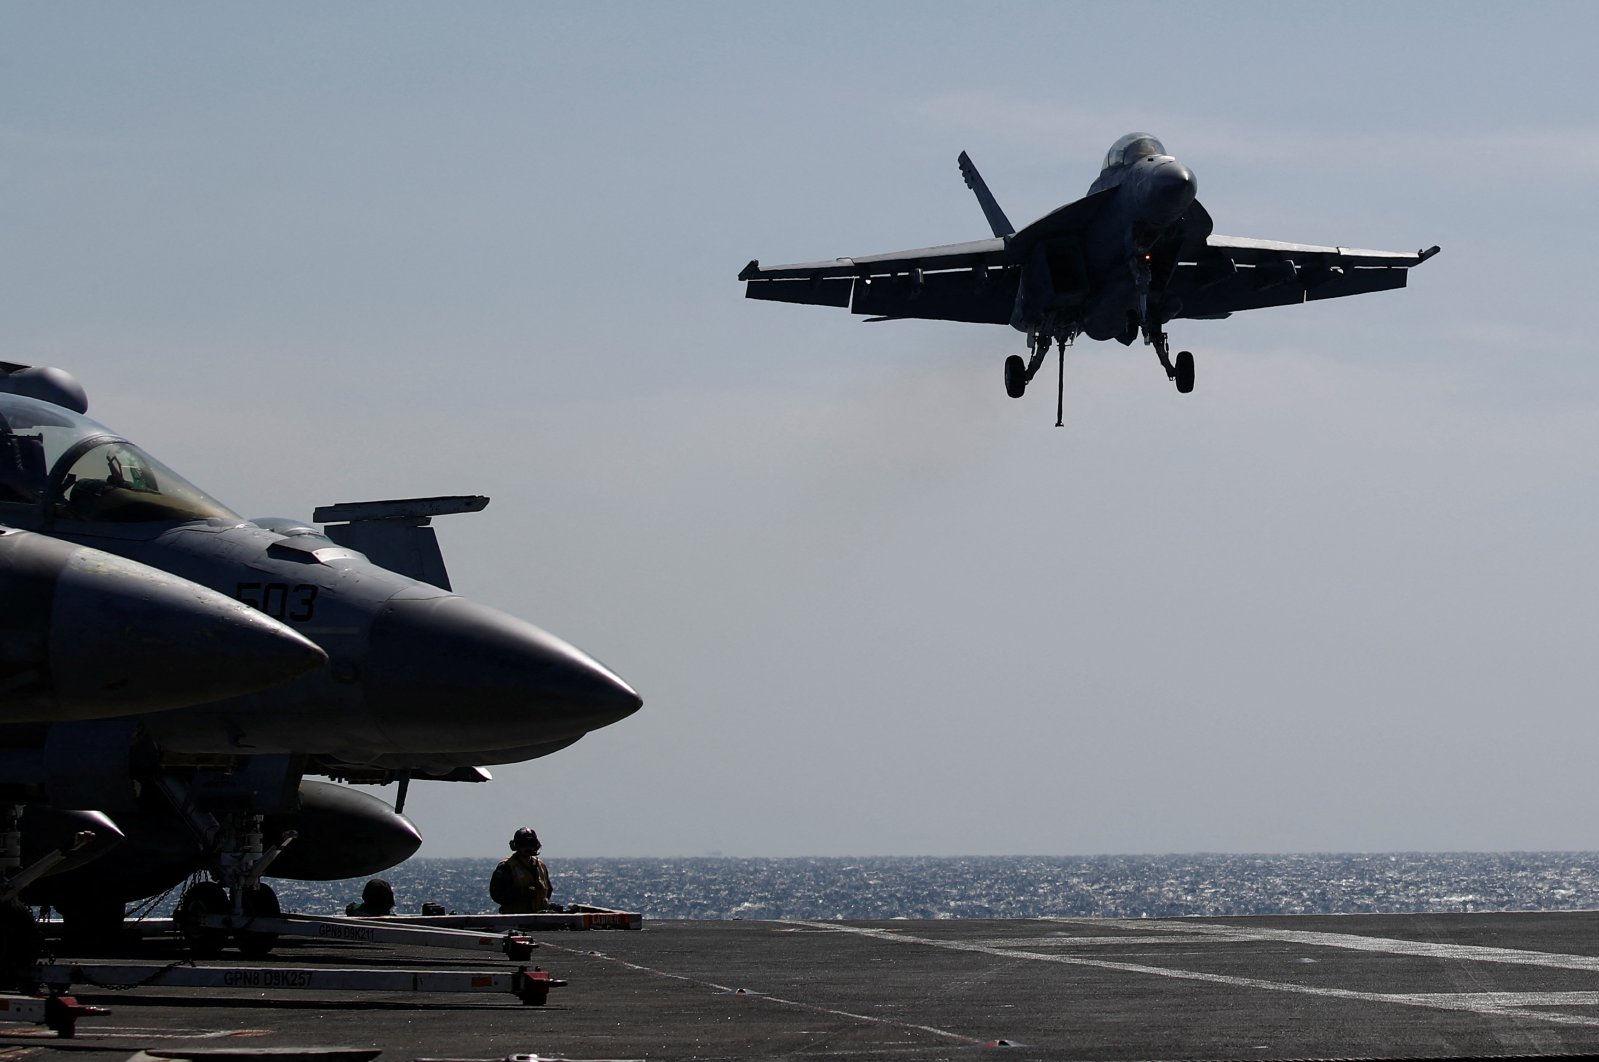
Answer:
[204,853,1599,922]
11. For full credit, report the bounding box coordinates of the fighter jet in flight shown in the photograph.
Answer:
[0,364,640,963]
[740,133,1439,422]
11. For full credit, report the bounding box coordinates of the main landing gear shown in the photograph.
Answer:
[1004,331,1074,427]
[175,877,282,958]
[1132,251,1194,394]
[1005,325,1194,422]
[1145,325,1194,394]
[155,771,297,958]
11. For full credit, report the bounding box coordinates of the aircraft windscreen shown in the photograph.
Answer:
[0,393,239,523]
[1102,133,1166,171]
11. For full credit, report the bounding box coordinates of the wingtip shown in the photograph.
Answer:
[738,259,760,281]
[1417,245,1441,263]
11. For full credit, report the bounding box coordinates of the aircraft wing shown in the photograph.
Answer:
[740,238,1017,324]
[1170,235,1440,319]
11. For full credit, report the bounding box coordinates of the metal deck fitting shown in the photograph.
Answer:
[38,963,565,1005]
[0,990,108,1037]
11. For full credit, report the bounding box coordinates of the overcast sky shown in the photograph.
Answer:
[3,2,1597,857]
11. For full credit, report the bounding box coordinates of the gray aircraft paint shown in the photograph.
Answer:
[0,369,641,926]
[0,528,326,721]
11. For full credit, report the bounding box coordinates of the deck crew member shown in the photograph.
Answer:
[490,826,553,913]
[346,878,396,916]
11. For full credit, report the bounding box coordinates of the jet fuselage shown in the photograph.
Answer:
[1078,140,1198,341]
[37,517,640,768]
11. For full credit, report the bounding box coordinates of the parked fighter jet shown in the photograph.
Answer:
[740,133,1439,422]
[0,528,326,722]
[0,365,641,965]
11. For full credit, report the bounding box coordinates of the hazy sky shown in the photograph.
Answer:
[3,3,1597,857]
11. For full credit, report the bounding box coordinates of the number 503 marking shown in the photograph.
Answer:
[236,581,319,622]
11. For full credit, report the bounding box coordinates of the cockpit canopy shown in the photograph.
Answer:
[1102,133,1167,172]
[0,392,239,524]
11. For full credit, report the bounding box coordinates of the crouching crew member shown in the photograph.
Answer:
[346,878,396,916]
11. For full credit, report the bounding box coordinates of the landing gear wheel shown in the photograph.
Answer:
[235,884,280,959]
[1174,350,1195,394]
[175,881,231,958]
[1004,354,1027,398]
[0,900,41,989]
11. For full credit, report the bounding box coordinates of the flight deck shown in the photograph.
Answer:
[8,911,1599,1061]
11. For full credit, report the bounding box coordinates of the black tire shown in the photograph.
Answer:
[1175,350,1195,394]
[175,881,231,958]
[235,884,280,959]
[1004,355,1027,398]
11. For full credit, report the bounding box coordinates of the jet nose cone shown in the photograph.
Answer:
[365,594,642,752]
[1166,162,1196,195]
[37,539,328,719]
[1147,158,1197,221]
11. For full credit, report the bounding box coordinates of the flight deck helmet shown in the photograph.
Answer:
[361,878,395,914]
[511,827,541,853]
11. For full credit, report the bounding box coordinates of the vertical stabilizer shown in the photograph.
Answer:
[957,151,1015,238]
